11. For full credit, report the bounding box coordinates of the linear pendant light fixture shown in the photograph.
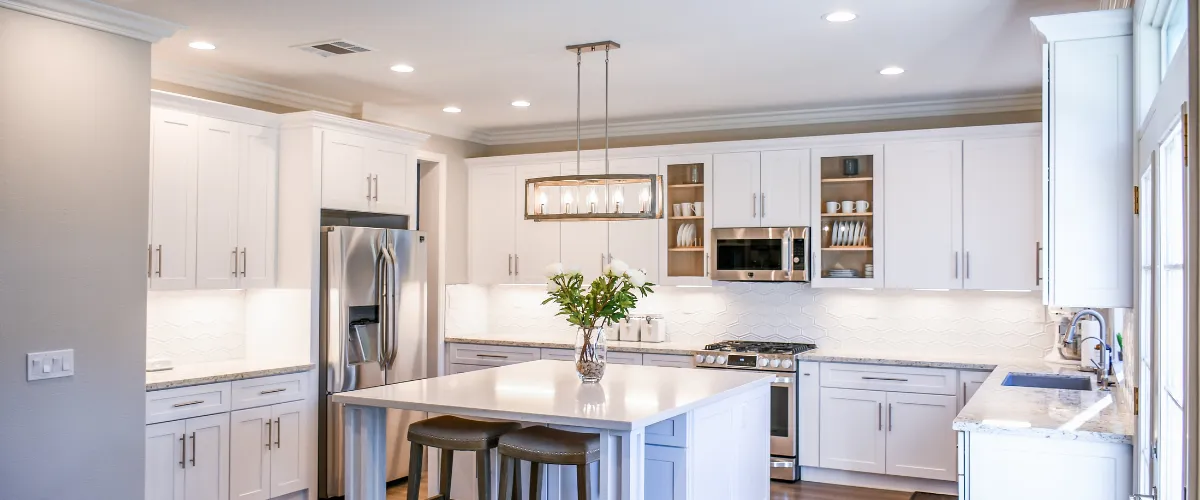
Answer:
[524,40,663,222]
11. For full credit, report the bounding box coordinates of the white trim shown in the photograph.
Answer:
[0,0,181,42]
[280,111,430,146]
[465,123,1042,168]
[151,90,280,128]
[1032,9,1134,42]
[152,64,358,116]
[470,94,1041,145]
[415,151,449,380]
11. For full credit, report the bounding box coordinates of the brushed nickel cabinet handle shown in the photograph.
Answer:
[862,376,909,382]
[705,252,710,276]
[179,435,186,469]
[761,193,766,217]
[275,418,282,448]
[508,254,513,276]
[259,388,287,395]
[240,248,247,277]
[877,402,882,431]
[155,245,163,277]
[367,175,373,200]
[265,420,272,450]
[172,400,204,408]
[189,432,196,466]
[1035,242,1042,285]
[232,247,239,276]
[752,193,757,218]
[954,251,959,279]
[966,251,971,279]
[515,254,520,275]
[477,354,509,359]
[372,175,379,201]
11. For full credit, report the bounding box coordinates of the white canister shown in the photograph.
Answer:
[642,315,667,343]
[617,318,636,342]
[1077,320,1102,370]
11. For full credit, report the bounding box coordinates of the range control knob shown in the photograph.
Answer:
[705,355,716,364]
[716,356,726,365]
[770,359,782,368]
[759,358,770,367]
[781,359,794,369]
[695,354,705,363]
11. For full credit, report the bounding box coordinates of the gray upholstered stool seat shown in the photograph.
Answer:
[497,426,600,500]
[406,416,521,500]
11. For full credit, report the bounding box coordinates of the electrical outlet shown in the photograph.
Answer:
[27,350,74,381]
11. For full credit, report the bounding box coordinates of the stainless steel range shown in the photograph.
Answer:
[694,340,817,482]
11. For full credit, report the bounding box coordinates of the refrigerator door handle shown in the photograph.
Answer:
[383,239,400,371]
[375,233,390,373]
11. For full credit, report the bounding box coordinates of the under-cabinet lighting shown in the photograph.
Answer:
[850,288,875,291]
[982,290,1034,293]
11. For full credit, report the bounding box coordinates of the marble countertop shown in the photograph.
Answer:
[332,359,773,430]
[797,348,1009,370]
[445,335,704,356]
[146,359,315,391]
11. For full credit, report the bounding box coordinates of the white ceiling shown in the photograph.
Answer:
[104,0,1097,142]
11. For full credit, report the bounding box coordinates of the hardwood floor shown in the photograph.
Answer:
[385,472,915,500]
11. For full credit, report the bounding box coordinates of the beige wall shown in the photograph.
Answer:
[0,7,151,499]
[481,110,1040,156]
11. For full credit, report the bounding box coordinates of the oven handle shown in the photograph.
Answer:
[773,376,793,385]
[770,460,795,468]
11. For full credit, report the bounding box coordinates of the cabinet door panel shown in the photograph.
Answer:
[237,125,277,289]
[195,117,241,289]
[149,108,198,290]
[963,136,1040,291]
[760,150,811,227]
[959,370,991,411]
[796,361,821,467]
[885,392,957,481]
[606,157,662,283]
[184,413,229,500]
[644,445,686,500]
[712,152,762,228]
[514,164,562,284]
[468,167,516,284]
[369,139,412,216]
[883,141,963,289]
[819,388,886,474]
[270,401,307,497]
[146,420,186,500]
[229,407,271,500]
[321,131,370,212]
[560,161,609,278]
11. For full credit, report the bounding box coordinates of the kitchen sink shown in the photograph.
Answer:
[1002,373,1093,391]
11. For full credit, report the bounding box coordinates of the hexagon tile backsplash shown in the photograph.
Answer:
[446,283,1055,359]
[147,290,247,364]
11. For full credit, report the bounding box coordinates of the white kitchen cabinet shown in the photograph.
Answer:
[514,163,563,284]
[146,420,186,500]
[606,157,661,282]
[560,161,609,278]
[468,166,517,285]
[819,388,886,474]
[660,154,714,286]
[320,131,370,212]
[1033,10,1133,308]
[368,139,414,216]
[883,141,963,290]
[149,107,199,290]
[962,136,1041,291]
[236,125,278,289]
[641,354,694,368]
[268,401,307,496]
[448,363,493,375]
[229,406,271,500]
[644,445,686,500]
[183,413,230,500]
[712,151,809,228]
[959,370,990,411]
[796,361,821,468]
[884,392,957,481]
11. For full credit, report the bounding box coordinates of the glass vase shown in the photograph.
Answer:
[574,325,608,383]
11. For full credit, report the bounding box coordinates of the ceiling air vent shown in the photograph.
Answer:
[294,39,373,57]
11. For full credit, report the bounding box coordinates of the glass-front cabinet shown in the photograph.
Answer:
[658,154,713,286]
[810,145,884,288]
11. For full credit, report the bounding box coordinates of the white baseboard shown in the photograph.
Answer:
[798,466,958,495]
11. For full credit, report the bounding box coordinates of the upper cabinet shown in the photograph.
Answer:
[660,155,714,286]
[883,141,963,290]
[1033,10,1134,308]
[810,145,884,289]
[712,151,810,228]
[149,93,279,291]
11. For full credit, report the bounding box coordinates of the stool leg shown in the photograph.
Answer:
[406,443,423,500]
[476,450,493,500]
[438,449,454,500]
[576,463,590,500]
[513,460,522,500]
[529,462,541,500]
[498,455,513,500]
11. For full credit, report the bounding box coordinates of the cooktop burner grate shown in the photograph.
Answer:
[702,340,817,355]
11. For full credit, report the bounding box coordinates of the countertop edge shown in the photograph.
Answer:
[951,418,1134,445]
[146,363,316,391]
[796,353,1000,370]
[445,336,700,355]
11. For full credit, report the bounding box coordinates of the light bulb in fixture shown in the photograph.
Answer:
[586,190,599,213]
[612,188,625,213]
[562,190,575,214]
[442,106,461,113]
[823,11,857,22]
[511,100,531,107]
[879,66,905,75]
[537,190,548,215]
[189,41,216,50]
[390,64,415,73]
[639,188,650,213]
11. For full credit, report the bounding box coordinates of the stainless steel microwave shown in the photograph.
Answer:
[711,227,810,282]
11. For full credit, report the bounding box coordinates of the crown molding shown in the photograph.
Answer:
[1031,8,1133,42]
[281,111,430,146]
[151,90,281,128]
[153,64,358,116]
[0,0,182,42]
[470,93,1042,145]
[358,102,480,143]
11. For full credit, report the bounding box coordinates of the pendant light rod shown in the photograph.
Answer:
[576,47,582,176]
[605,44,610,175]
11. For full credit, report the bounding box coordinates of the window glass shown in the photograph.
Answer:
[1156,122,1186,500]
[1162,0,1188,76]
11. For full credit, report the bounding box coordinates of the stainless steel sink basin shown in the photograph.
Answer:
[1002,373,1093,391]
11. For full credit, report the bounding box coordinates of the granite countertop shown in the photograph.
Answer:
[797,348,1009,370]
[445,335,704,356]
[146,359,315,391]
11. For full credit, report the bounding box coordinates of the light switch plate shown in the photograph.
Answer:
[27,349,74,381]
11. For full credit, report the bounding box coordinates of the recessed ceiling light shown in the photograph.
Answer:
[511,100,531,107]
[188,41,216,50]
[442,106,462,113]
[824,11,857,22]
[390,64,415,73]
[879,66,905,75]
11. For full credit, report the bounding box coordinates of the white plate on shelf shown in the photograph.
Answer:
[676,225,683,248]
[832,222,841,246]
[859,222,867,246]
[853,222,863,247]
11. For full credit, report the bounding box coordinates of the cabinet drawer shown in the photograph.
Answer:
[646,414,688,448]
[146,382,232,424]
[540,348,575,362]
[231,372,306,410]
[642,354,695,368]
[820,363,956,395]
[448,343,540,366]
[543,348,644,365]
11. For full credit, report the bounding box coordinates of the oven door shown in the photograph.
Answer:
[711,227,809,282]
[769,373,799,481]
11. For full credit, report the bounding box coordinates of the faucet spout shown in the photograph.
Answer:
[1066,309,1112,390]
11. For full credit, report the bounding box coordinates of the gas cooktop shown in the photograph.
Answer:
[701,340,818,355]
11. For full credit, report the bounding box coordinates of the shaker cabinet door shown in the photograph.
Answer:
[962,136,1041,291]
[183,413,230,500]
[149,108,199,290]
[513,163,563,284]
[321,130,371,212]
[884,392,958,481]
[606,157,662,283]
[146,421,187,500]
[883,141,963,290]
[237,125,277,289]
[468,166,517,284]
[270,401,308,497]
[759,150,811,228]
[712,152,762,228]
[368,138,413,216]
[195,117,241,290]
[819,388,887,474]
[229,407,271,500]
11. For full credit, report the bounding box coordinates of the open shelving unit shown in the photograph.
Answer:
[813,147,883,287]
[664,162,708,280]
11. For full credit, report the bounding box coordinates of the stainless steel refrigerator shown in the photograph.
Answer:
[319,226,427,499]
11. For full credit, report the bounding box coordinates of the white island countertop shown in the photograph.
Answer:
[332,359,773,430]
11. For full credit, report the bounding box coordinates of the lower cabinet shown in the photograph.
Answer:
[819,388,957,481]
[959,370,990,411]
[146,413,231,500]
[229,401,308,500]
[819,388,887,474]
[644,445,687,499]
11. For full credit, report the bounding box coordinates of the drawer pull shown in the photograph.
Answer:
[259,388,287,395]
[172,400,205,408]
[476,354,509,359]
[861,376,909,382]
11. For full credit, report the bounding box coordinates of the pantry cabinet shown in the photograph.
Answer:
[712,151,809,228]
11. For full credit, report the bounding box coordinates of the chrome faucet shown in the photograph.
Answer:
[1064,309,1113,390]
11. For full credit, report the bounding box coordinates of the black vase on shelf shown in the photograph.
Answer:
[842,158,860,177]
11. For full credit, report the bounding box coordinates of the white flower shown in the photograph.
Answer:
[546,280,559,292]
[544,262,564,278]
[608,259,629,277]
[627,269,647,287]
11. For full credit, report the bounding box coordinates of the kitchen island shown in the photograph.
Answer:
[332,359,774,500]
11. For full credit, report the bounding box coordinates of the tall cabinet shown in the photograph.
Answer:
[1032,9,1134,307]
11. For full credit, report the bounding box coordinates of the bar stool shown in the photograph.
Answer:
[406,415,521,500]
[497,426,600,500]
